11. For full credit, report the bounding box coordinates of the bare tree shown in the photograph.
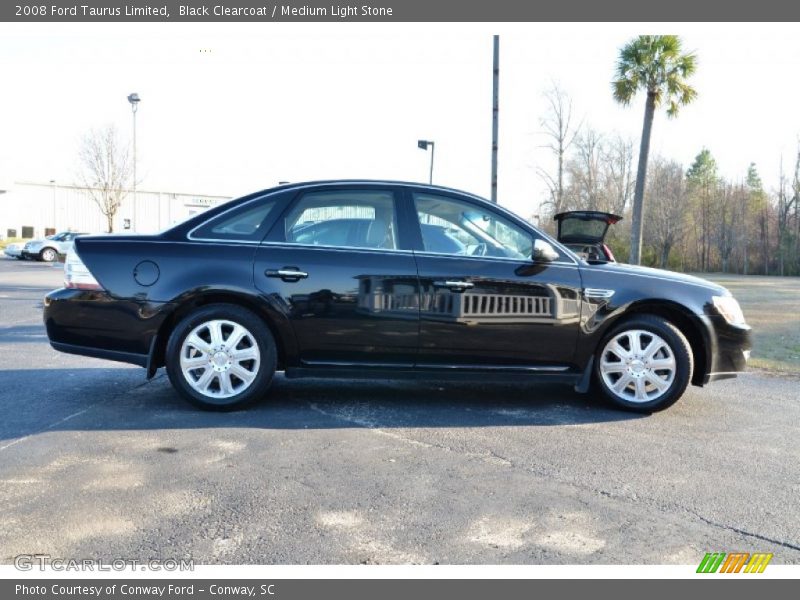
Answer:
[794,147,800,275]
[716,182,741,273]
[537,84,580,216]
[602,135,635,216]
[565,128,604,211]
[78,125,132,233]
[776,150,798,276]
[644,158,687,268]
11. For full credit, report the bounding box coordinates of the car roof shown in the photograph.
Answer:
[255,179,491,201]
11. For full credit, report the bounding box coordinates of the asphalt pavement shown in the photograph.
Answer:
[0,257,798,565]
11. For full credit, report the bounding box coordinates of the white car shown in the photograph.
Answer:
[4,242,23,259]
[21,231,88,262]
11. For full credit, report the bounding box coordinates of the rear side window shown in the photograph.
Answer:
[282,190,398,250]
[192,198,278,242]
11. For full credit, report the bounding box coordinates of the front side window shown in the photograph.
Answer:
[283,190,398,250]
[414,193,533,259]
[192,198,278,241]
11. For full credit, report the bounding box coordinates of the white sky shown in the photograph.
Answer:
[1,22,799,218]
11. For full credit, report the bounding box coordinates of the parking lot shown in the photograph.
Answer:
[0,257,798,564]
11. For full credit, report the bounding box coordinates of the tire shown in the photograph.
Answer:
[39,247,57,262]
[593,314,693,413]
[165,304,277,411]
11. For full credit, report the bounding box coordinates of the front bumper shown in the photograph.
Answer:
[699,313,752,384]
[43,288,169,368]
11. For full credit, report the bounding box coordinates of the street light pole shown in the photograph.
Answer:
[50,179,56,232]
[417,139,435,185]
[127,92,141,232]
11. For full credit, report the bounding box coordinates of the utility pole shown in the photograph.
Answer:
[491,35,499,203]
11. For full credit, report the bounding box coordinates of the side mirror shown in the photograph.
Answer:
[533,239,560,262]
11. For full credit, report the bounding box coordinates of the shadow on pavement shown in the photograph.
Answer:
[0,367,643,446]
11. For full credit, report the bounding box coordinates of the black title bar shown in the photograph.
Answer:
[4,0,800,22]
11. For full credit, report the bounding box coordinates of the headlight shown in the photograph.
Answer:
[712,295,747,326]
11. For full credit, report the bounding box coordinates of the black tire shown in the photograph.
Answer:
[165,303,277,411]
[593,314,693,413]
[39,247,57,262]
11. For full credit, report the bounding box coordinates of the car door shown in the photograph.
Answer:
[254,186,420,368]
[409,191,583,371]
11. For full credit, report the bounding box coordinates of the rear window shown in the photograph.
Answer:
[191,199,278,241]
[559,217,607,240]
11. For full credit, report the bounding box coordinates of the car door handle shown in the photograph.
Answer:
[434,280,474,292]
[265,268,309,282]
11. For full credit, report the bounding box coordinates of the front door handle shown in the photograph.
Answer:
[266,267,309,282]
[434,280,475,292]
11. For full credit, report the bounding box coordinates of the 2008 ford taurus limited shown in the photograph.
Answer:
[43,180,751,412]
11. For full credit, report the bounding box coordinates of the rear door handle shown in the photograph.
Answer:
[266,267,309,282]
[434,280,474,292]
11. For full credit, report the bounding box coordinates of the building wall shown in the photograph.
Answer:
[0,181,231,239]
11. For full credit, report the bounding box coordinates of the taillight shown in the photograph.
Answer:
[64,250,104,290]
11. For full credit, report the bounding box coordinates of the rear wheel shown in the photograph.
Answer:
[594,315,693,413]
[165,304,277,411]
[39,247,57,262]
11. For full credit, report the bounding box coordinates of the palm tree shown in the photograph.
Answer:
[613,35,697,265]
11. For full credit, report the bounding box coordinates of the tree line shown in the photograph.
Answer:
[537,83,800,276]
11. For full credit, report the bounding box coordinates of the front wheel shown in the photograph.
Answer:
[165,304,277,411]
[594,315,693,413]
[39,247,57,262]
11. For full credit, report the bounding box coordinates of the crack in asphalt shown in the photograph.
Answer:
[306,400,800,556]
[687,510,800,553]
[307,402,513,466]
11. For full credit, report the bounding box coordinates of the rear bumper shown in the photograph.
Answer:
[49,341,149,367]
[43,288,168,368]
[699,314,752,384]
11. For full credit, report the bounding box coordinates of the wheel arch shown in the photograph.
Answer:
[617,299,711,387]
[148,291,294,377]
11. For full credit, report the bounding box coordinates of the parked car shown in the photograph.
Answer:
[43,181,751,413]
[554,211,621,263]
[4,242,24,259]
[22,231,89,262]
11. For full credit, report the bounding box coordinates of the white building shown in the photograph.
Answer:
[0,181,230,240]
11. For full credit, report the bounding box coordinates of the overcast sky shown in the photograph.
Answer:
[1,22,798,218]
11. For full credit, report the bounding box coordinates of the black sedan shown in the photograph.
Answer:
[43,181,751,412]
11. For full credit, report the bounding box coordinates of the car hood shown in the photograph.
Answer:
[588,262,727,293]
